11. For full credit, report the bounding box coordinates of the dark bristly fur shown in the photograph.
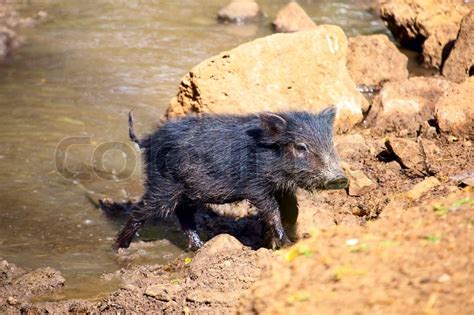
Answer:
[110,107,347,251]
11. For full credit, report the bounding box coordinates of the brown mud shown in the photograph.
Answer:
[0,1,473,314]
[1,126,472,314]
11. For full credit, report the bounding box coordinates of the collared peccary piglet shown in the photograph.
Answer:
[111,106,348,251]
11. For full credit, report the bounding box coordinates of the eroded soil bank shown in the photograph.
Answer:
[1,130,472,314]
[1,1,473,314]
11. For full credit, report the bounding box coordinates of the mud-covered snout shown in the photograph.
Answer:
[324,174,349,190]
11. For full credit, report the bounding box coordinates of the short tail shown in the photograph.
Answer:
[128,111,142,147]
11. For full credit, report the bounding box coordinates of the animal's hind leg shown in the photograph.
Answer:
[175,199,203,251]
[113,188,180,251]
[113,206,148,251]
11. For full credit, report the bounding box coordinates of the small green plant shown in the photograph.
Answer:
[333,265,367,281]
[426,234,441,244]
[284,244,314,261]
[350,243,369,253]
[451,197,473,209]
[433,204,449,216]
[433,197,473,216]
[288,291,311,303]
[171,279,180,285]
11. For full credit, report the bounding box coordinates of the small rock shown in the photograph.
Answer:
[335,134,371,160]
[295,192,339,238]
[7,296,18,305]
[11,267,65,296]
[347,34,408,87]
[384,137,440,176]
[145,283,181,301]
[385,138,424,174]
[217,0,262,24]
[346,238,359,246]
[462,178,474,187]
[386,161,401,171]
[443,10,474,83]
[37,11,48,19]
[194,234,243,260]
[367,77,450,135]
[186,289,239,304]
[347,169,377,197]
[435,77,474,138]
[437,273,451,283]
[0,27,16,59]
[405,177,441,200]
[450,171,474,187]
[272,2,317,33]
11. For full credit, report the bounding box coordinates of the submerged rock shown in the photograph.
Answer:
[217,0,262,24]
[435,77,474,138]
[442,10,474,83]
[0,26,16,59]
[272,2,317,33]
[347,34,408,87]
[379,0,470,69]
[166,25,368,133]
[11,267,65,296]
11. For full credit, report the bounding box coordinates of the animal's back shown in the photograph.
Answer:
[140,114,262,203]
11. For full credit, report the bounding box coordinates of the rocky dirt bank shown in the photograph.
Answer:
[1,9,473,315]
[377,0,473,76]
[2,160,472,314]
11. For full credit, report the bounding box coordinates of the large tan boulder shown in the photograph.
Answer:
[435,77,474,138]
[379,0,470,69]
[442,10,474,83]
[217,0,262,24]
[367,76,451,135]
[272,2,317,33]
[347,34,408,87]
[165,25,368,133]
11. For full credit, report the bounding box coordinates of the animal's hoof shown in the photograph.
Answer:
[186,233,204,251]
[267,233,293,250]
[187,239,204,251]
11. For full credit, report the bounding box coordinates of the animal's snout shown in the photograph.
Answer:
[324,175,348,190]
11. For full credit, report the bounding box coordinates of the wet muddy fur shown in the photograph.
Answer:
[106,107,347,251]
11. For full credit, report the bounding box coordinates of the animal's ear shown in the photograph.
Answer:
[259,112,287,137]
[320,106,337,126]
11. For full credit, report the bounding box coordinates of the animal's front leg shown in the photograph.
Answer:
[175,200,203,251]
[250,197,293,250]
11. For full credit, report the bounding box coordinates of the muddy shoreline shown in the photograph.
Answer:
[1,0,473,314]
[1,130,472,314]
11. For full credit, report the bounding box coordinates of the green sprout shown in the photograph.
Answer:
[350,243,369,253]
[288,291,311,303]
[426,235,442,244]
[433,204,449,216]
[451,197,473,209]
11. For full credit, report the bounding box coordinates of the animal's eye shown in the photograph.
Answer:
[295,143,309,152]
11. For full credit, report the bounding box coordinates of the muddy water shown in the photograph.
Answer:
[0,0,386,298]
